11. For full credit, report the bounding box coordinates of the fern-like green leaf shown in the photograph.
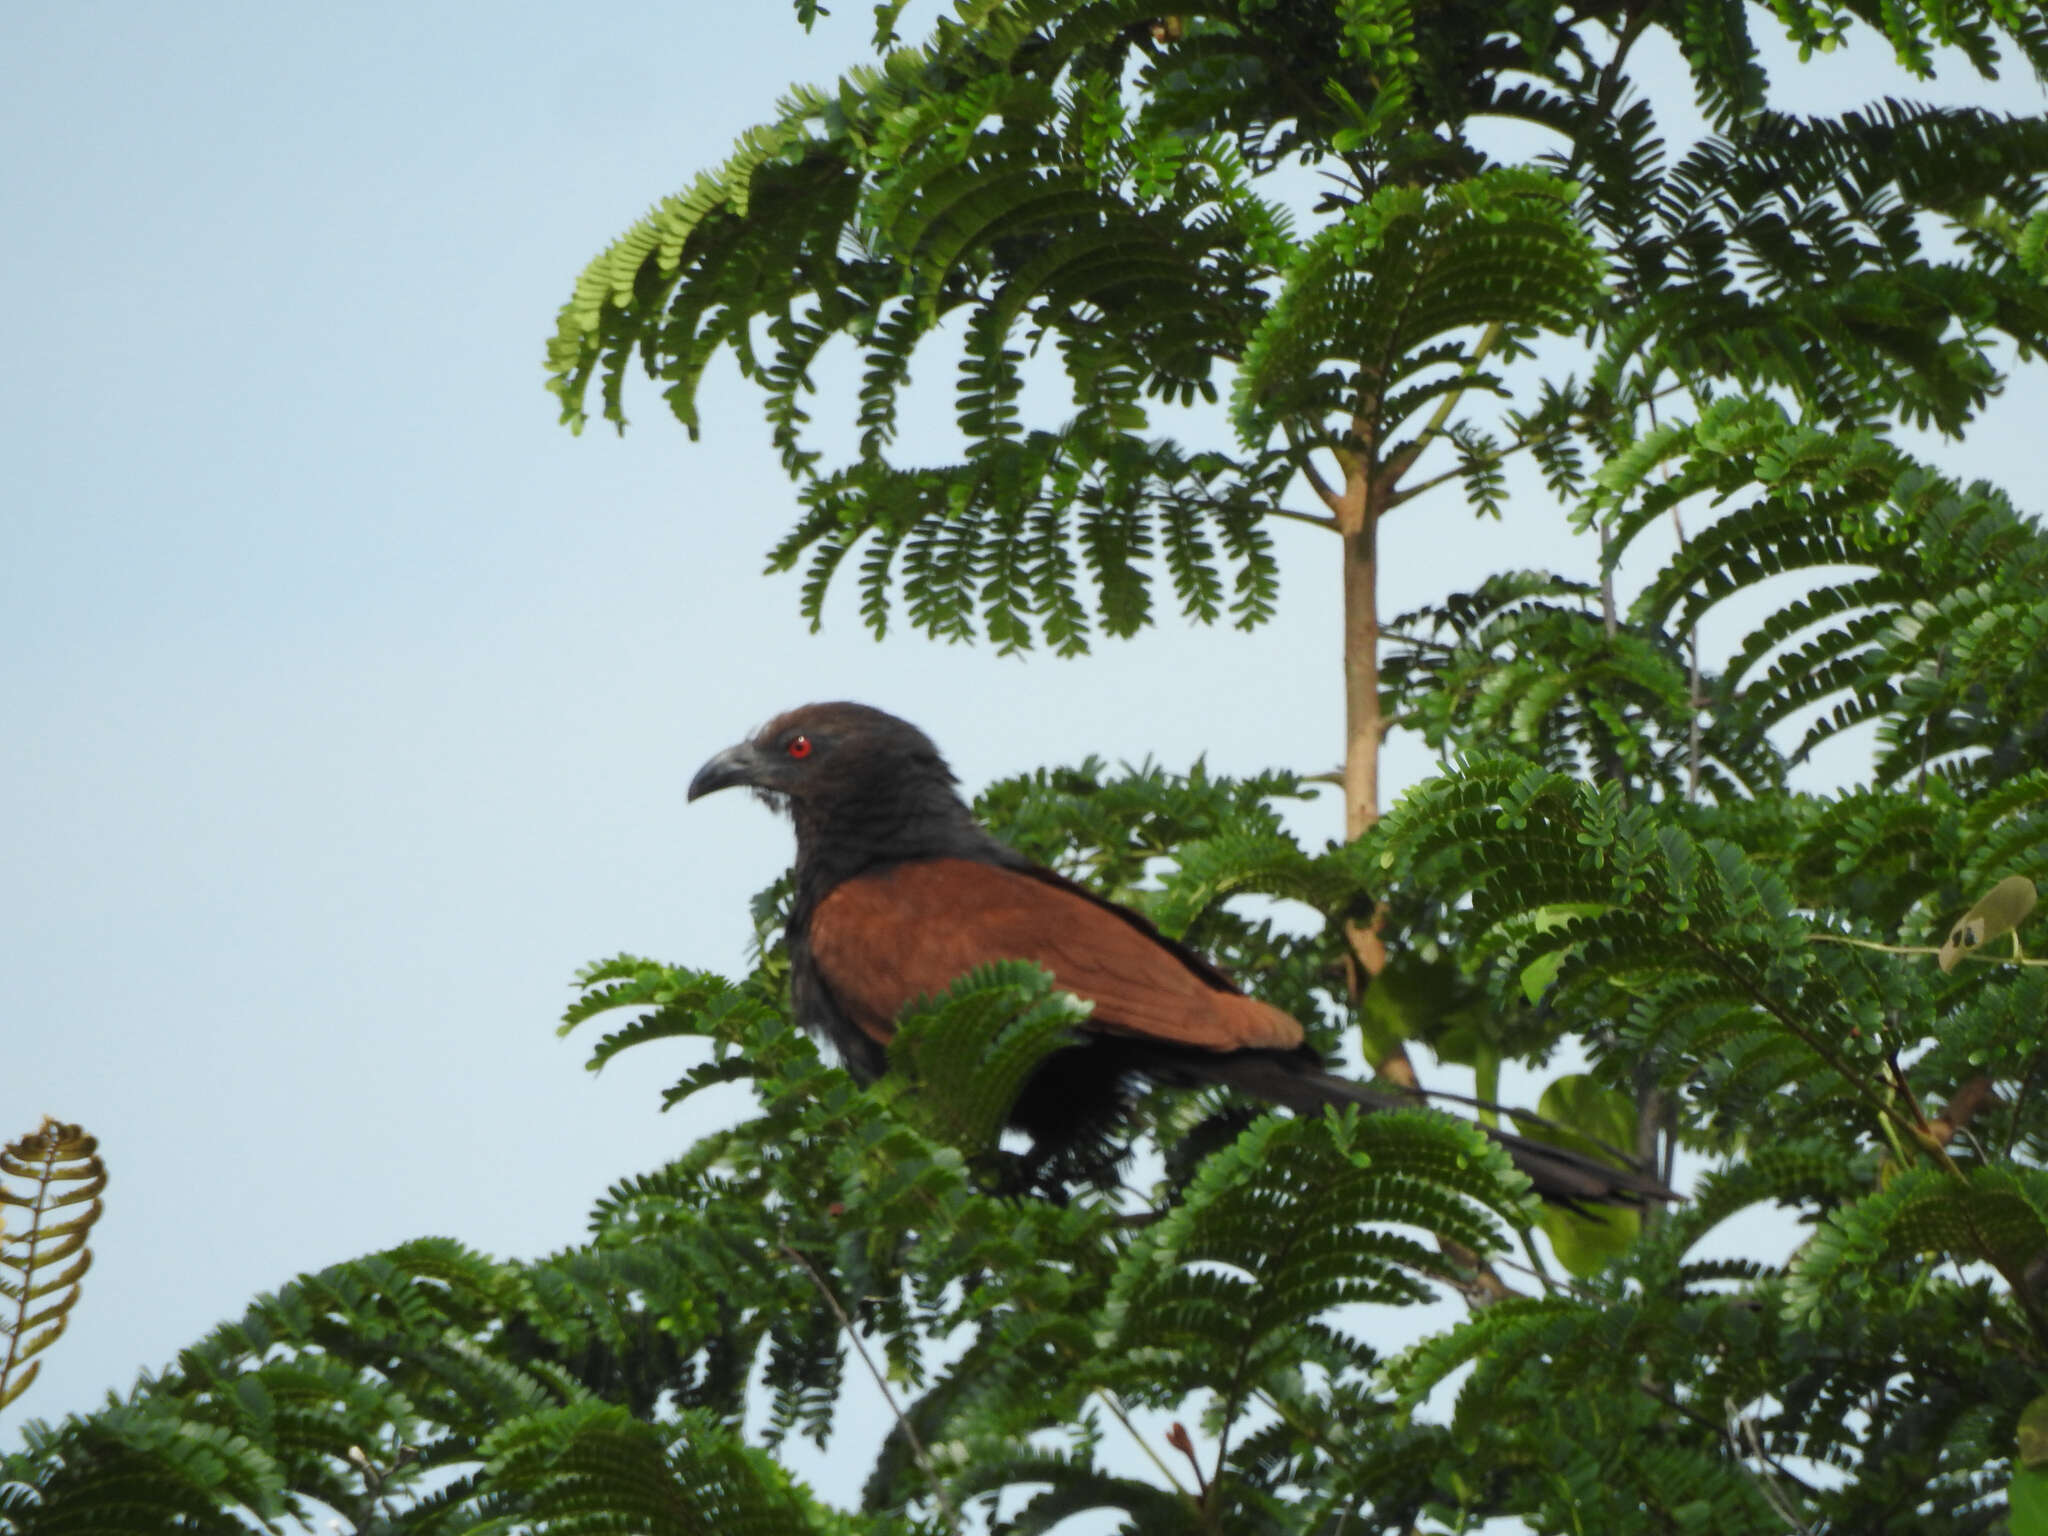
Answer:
[0,1120,105,1415]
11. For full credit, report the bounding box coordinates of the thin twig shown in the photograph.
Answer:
[1725,1402,1819,1535]
[1698,936,1923,1141]
[1598,521,1619,638]
[1494,1244,1598,1301]
[1412,326,1503,450]
[1883,1049,1940,1146]
[1379,627,1462,654]
[2006,1059,2044,1158]
[1665,492,1704,805]
[1266,504,1341,532]
[1285,419,1344,513]
[1517,1228,1558,1293]
[1377,323,1507,503]
[1096,1390,1194,1497]
[1391,380,1691,507]
[1747,966,2048,1343]
[780,1244,963,1535]
[1611,380,1682,829]
[1299,457,1343,514]
[1252,1387,1380,1484]
[1805,934,2047,968]
[1164,1421,1213,1505]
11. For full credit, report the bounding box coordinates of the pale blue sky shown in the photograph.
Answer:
[4,0,2041,1483]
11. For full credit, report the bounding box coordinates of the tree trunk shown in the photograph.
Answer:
[1334,435,1412,1087]
[1340,484,1390,983]
[1341,501,1380,845]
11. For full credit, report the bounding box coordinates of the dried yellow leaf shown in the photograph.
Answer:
[1939,876,2039,972]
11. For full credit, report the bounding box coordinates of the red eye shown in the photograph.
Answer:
[786,735,813,760]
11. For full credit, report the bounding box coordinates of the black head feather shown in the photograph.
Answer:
[689,702,997,895]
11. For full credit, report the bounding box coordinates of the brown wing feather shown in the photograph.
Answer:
[807,859,1304,1053]
[1003,860,1240,992]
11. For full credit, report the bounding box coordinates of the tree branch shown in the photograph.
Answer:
[780,1244,963,1534]
[1375,322,1506,503]
[1805,934,2046,969]
[1267,504,1341,532]
[1287,421,1345,513]
[1387,380,1690,508]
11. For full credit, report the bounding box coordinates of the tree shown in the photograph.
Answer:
[7,1,2048,1531]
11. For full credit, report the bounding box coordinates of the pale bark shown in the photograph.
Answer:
[1341,499,1381,846]
[1329,421,1407,1086]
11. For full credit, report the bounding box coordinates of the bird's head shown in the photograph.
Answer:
[687,703,965,839]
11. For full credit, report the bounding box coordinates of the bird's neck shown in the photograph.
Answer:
[789,790,997,912]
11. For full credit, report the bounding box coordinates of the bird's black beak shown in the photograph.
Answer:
[687,742,764,802]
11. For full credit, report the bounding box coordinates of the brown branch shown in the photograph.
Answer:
[1339,412,1388,986]
[1283,417,1346,514]
[1299,454,1343,514]
[1267,504,1341,532]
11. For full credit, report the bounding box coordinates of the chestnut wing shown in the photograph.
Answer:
[807,858,1304,1053]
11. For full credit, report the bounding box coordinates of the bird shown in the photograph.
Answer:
[688,700,1669,1205]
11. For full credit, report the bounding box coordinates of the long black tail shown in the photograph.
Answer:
[1206,1054,1674,1207]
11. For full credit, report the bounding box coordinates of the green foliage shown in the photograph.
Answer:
[1786,1163,2048,1325]
[20,683,2048,1528]
[1591,396,2048,789]
[1229,169,1604,456]
[1381,569,1782,800]
[13,0,2048,1531]
[883,962,1092,1154]
[550,0,2048,655]
[1105,1110,1536,1398]
[477,1404,837,1536]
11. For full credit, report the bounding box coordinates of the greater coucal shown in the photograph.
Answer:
[689,701,1667,1205]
